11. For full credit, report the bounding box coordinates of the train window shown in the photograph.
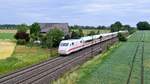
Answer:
[72,43,74,45]
[61,43,69,46]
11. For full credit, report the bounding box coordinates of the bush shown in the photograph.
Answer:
[118,33,127,42]
[87,31,96,36]
[14,32,30,42]
[17,39,27,45]
[64,34,71,40]
[71,31,80,39]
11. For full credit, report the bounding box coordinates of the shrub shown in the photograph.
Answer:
[17,39,27,45]
[14,32,30,44]
[118,33,127,42]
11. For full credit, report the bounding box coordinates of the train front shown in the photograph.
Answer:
[58,40,70,55]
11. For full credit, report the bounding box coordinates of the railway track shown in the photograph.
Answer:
[0,37,116,84]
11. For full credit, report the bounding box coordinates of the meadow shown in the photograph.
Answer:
[54,31,150,84]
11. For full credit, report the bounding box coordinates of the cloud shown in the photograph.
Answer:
[0,0,150,26]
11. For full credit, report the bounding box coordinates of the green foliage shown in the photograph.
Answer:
[71,31,80,39]
[78,29,84,37]
[14,32,30,45]
[17,39,26,45]
[17,24,28,32]
[0,45,58,75]
[87,31,96,36]
[46,28,64,47]
[30,23,41,42]
[118,33,127,42]
[30,23,41,35]
[64,34,71,40]
[137,21,150,30]
[111,21,123,32]
[0,33,15,40]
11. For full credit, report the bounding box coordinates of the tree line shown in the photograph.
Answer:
[0,24,18,29]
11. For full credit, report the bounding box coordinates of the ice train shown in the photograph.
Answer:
[58,31,127,55]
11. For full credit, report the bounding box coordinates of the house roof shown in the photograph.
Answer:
[39,23,69,33]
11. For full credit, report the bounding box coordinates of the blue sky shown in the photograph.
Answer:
[0,0,150,26]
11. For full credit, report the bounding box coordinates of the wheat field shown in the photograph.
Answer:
[0,41,16,59]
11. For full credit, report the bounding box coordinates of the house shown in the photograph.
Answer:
[39,23,69,35]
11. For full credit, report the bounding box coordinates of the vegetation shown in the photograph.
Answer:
[137,21,150,30]
[0,24,18,29]
[118,33,127,42]
[0,33,15,40]
[30,23,41,41]
[0,45,58,75]
[14,32,30,45]
[87,31,96,36]
[17,24,28,32]
[46,28,64,47]
[111,21,123,32]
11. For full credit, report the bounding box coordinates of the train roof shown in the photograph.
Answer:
[60,39,81,43]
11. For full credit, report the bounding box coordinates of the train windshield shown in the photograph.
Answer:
[60,43,69,46]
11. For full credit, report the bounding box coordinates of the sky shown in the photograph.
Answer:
[0,0,150,26]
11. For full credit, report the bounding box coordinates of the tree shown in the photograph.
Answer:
[30,23,41,42]
[78,29,84,37]
[88,31,96,36]
[17,24,28,32]
[137,21,150,30]
[30,23,41,35]
[71,31,80,39]
[64,34,71,40]
[118,33,127,42]
[14,32,30,44]
[111,21,123,32]
[46,28,64,47]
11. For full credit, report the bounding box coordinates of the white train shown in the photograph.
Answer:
[58,31,128,55]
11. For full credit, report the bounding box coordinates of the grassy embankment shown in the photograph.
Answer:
[54,31,150,84]
[0,30,58,75]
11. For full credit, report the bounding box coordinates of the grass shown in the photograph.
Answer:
[0,33,15,40]
[0,45,58,75]
[71,29,110,36]
[54,31,150,84]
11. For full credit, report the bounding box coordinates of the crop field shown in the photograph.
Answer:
[0,33,15,40]
[0,42,16,60]
[54,31,150,84]
[0,29,17,34]
[0,31,16,60]
[77,31,150,84]
[71,29,110,35]
[0,45,58,75]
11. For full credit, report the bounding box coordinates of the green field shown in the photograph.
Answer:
[54,31,150,84]
[0,45,58,75]
[0,33,15,40]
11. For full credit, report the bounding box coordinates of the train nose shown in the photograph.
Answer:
[58,49,67,54]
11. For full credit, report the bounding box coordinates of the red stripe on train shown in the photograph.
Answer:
[68,45,83,52]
